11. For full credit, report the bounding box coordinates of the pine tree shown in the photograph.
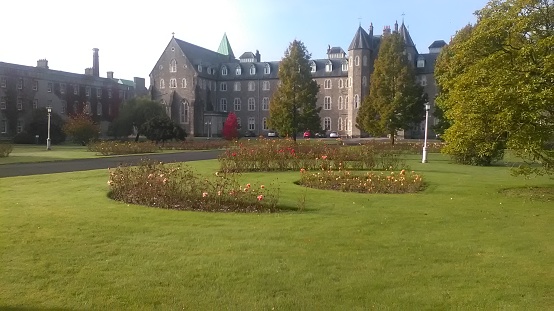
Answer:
[356,33,427,144]
[222,112,239,140]
[268,40,320,141]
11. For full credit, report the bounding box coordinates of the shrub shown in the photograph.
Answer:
[222,112,239,140]
[12,132,35,144]
[0,143,13,157]
[63,113,100,145]
[88,141,160,155]
[108,161,280,212]
[141,116,187,143]
[161,140,230,150]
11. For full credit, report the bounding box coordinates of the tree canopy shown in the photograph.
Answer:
[356,32,427,144]
[222,112,239,140]
[435,0,553,173]
[109,97,166,141]
[25,108,66,144]
[63,113,100,145]
[141,115,186,143]
[268,40,321,141]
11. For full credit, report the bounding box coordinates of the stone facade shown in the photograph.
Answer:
[150,23,445,138]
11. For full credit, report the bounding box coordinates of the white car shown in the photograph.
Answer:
[329,131,339,138]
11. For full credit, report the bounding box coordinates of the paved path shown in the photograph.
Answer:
[0,150,222,178]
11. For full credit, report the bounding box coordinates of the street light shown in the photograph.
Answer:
[204,120,212,139]
[46,107,52,151]
[422,102,430,163]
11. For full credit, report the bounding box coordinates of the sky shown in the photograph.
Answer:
[1,0,490,83]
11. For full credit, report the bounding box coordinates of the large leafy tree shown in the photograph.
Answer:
[356,32,427,145]
[23,108,66,144]
[268,40,320,141]
[141,115,186,144]
[109,97,166,141]
[63,113,100,145]
[435,0,553,173]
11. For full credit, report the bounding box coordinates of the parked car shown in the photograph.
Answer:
[303,131,312,138]
[267,130,278,138]
[329,131,339,138]
[314,131,326,138]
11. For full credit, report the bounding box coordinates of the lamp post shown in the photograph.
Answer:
[46,107,52,151]
[422,102,430,163]
[205,120,212,139]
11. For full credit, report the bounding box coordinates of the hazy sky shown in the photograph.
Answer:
[1,0,489,82]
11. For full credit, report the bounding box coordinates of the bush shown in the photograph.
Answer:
[12,132,34,144]
[161,140,230,150]
[108,161,280,212]
[88,141,160,155]
[0,143,13,157]
[63,113,100,145]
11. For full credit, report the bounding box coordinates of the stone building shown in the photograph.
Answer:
[150,22,445,138]
[0,49,148,139]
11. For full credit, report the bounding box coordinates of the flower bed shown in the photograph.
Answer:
[108,161,279,212]
[298,168,424,194]
[88,141,160,155]
[161,139,231,150]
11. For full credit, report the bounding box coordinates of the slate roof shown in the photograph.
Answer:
[399,22,415,47]
[217,61,280,80]
[239,52,256,60]
[429,40,447,49]
[415,53,439,75]
[310,59,348,78]
[328,46,345,54]
[348,26,371,50]
[175,38,232,68]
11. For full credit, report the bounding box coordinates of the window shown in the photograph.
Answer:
[248,81,255,91]
[108,90,112,98]
[161,99,169,115]
[249,65,256,75]
[33,80,38,91]
[338,117,344,131]
[17,78,23,90]
[33,99,38,109]
[264,63,271,74]
[160,79,165,89]
[180,101,189,124]
[207,80,212,91]
[97,88,102,98]
[248,117,255,130]
[233,98,241,111]
[310,61,316,73]
[236,117,241,128]
[0,77,6,88]
[84,101,91,114]
[262,117,268,130]
[354,94,360,109]
[60,83,66,94]
[325,61,332,72]
[342,61,348,71]
[1,119,7,133]
[338,96,343,110]
[323,117,331,131]
[324,79,331,89]
[169,78,177,88]
[348,77,352,88]
[407,53,412,61]
[262,81,270,91]
[262,97,269,110]
[248,98,255,111]
[363,55,368,66]
[338,79,343,88]
[61,100,67,114]
[347,119,351,131]
[170,59,177,72]
[17,98,23,110]
[234,82,241,92]
[46,82,52,93]
[417,59,425,68]
[17,120,23,133]
[220,82,227,91]
[181,78,187,88]
[345,96,349,110]
[420,76,427,86]
[221,66,228,76]
[220,98,228,112]
[86,86,91,97]
[73,84,79,95]
[198,65,202,72]
[362,76,367,87]
[355,56,360,66]
[324,97,331,110]
[235,65,241,75]
[97,102,102,116]
[0,97,5,109]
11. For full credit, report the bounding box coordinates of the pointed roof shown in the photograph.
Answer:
[399,22,415,47]
[429,40,447,49]
[348,26,371,50]
[217,33,235,59]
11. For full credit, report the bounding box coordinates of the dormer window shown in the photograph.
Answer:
[198,65,202,72]
[310,61,316,73]
[236,65,241,75]
[342,60,348,71]
[417,58,425,68]
[221,66,228,76]
[249,65,256,75]
[325,61,332,72]
[264,63,271,75]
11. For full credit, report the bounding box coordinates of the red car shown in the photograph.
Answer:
[303,131,311,138]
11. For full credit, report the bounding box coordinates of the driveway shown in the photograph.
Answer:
[0,150,222,178]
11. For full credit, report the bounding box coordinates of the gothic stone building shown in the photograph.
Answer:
[150,22,445,138]
[0,49,147,139]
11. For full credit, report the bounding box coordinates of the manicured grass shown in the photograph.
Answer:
[0,154,553,310]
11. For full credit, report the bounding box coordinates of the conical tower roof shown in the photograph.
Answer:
[348,26,371,50]
[217,33,235,59]
[399,22,415,47]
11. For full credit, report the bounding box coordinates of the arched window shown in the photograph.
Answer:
[181,78,187,88]
[262,97,269,110]
[180,100,189,124]
[160,79,165,89]
[345,96,349,110]
[354,94,360,109]
[220,98,227,112]
[235,65,242,75]
[221,66,228,76]
[325,60,332,72]
[338,117,343,131]
[355,56,360,66]
[338,96,343,110]
[362,76,367,87]
[342,60,348,71]
[264,63,271,74]
[262,117,268,130]
[233,98,241,111]
[338,79,343,88]
[310,61,316,73]
[248,97,256,111]
[248,117,255,130]
[323,117,331,131]
[170,59,177,72]
[249,65,256,75]
[161,99,170,116]
[324,79,331,89]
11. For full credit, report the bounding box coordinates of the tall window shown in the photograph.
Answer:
[97,88,102,98]
[0,77,6,88]
[262,117,268,130]
[233,98,241,111]
[181,78,187,88]
[33,80,38,91]
[310,61,316,73]
[338,79,343,88]
[61,100,67,114]
[323,117,331,131]
[248,81,255,91]
[1,118,7,133]
[248,98,255,111]
[338,117,344,131]
[17,78,23,90]
[97,102,102,116]
[362,76,367,87]
[234,82,241,91]
[355,56,360,66]
[235,65,241,75]
[220,98,228,112]
[16,120,23,133]
[262,97,269,110]
[160,79,165,89]
[180,100,189,124]
[354,94,359,109]
[236,117,241,128]
[60,83,66,94]
[345,96,349,110]
[346,118,350,131]
[86,86,91,97]
[170,59,177,72]
[324,96,331,110]
[342,61,348,71]
[325,61,332,72]
[0,97,6,109]
[221,66,228,76]
[264,63,271,74]
[249,65,256,75]
[74,84,79,95]
[248,117,255,130]
[17,98,22,110]
[169,78,177,88]
[363,55,368,66]
[420,76,427,86]
[338,96,343,110]
[262,81,270,91]
[220,82,227,91]
[324,79,331,89]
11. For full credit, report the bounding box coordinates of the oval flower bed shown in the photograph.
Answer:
[298,169,424,194]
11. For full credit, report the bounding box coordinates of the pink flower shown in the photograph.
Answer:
[300,168,306,173]
[202,192,208,198]
[257,195,264,201]
[321,155,328,160]
[246,183,251,188]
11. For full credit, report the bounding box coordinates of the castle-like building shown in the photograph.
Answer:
[150,21,445,138]
[0,49,147,139]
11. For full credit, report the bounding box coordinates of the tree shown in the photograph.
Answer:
[356,33,427,145]
[222,112,239,140]
[24,108,66,144]
[141,115,186,144]
[268,40,321,141]
[109,97,166,141]
[435,0,554,173]
[63,113,100,145]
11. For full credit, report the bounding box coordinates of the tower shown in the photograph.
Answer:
[347,25,372,137]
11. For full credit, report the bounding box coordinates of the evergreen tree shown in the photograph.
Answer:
[109,97,166,141]
[268,40,320,141]
[356,33,427,144]
[141,115,186,144]
[222,112,239,140]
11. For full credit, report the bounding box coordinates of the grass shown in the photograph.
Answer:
[0,153,553,310]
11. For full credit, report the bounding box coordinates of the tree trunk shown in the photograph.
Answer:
[390,130,395,145]
[135,132,140,142]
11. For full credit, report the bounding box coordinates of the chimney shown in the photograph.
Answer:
[107,71,114,79]
[255,50,261,62]
[92,48,99,77]
[36,59,49,69]
[369,23,374,37]
[85,67,93,75]
[394,20,399,33]
[383,25,391,36]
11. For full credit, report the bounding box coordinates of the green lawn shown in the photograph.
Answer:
[1,154,553,310]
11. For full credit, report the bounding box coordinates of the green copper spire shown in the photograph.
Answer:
[217,33,235,59]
